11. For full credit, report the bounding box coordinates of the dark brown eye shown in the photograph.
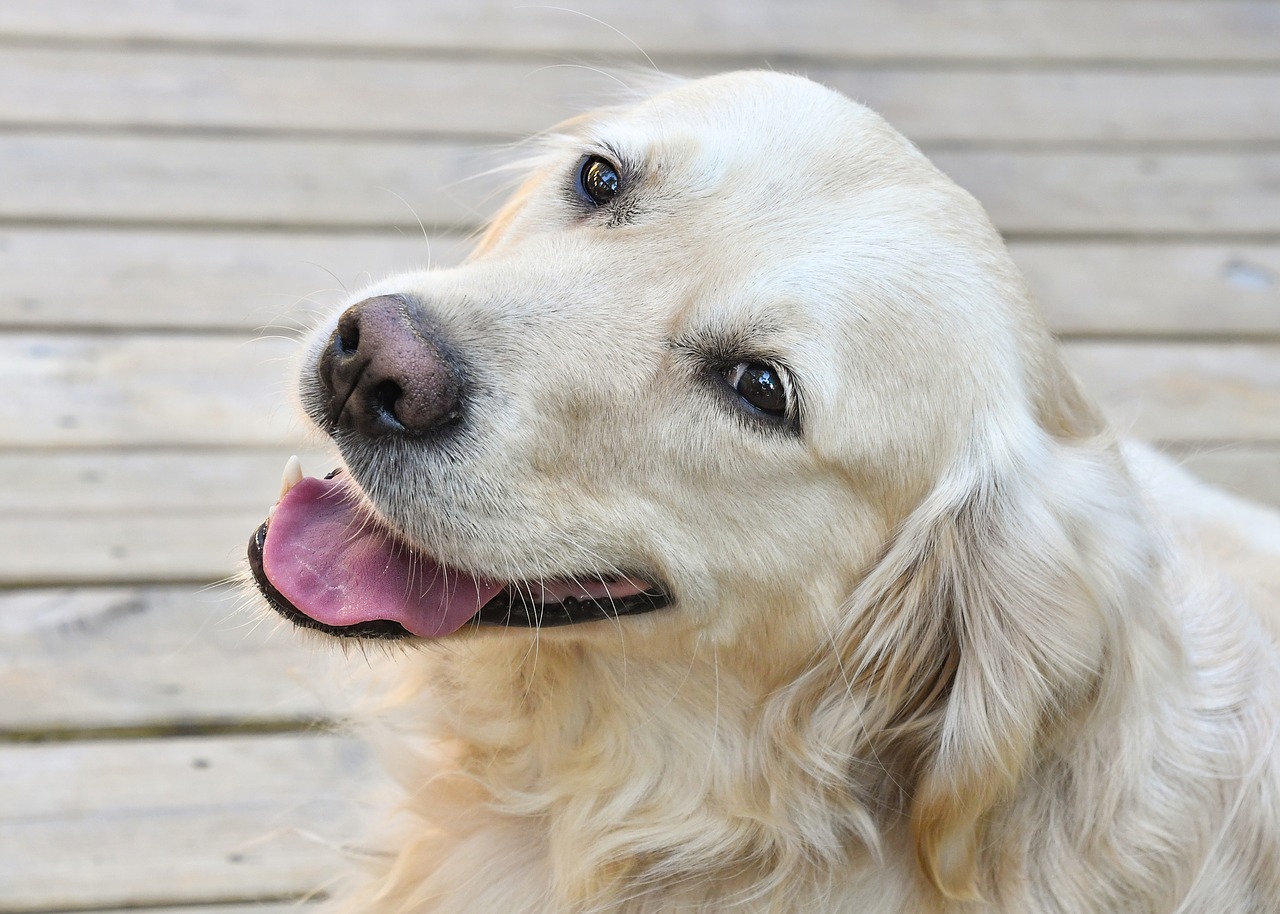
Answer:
[726,362,788,416]
[578,155,620,206]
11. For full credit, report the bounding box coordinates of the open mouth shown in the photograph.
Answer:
[247,464,670,640]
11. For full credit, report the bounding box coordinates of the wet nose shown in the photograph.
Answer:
[317,295,462,438]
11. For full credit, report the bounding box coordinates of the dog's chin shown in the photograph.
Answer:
[247,469,672,642]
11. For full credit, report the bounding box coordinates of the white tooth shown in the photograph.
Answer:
[280,455,303,498]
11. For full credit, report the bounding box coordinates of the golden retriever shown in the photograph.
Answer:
[248,72,1280,912]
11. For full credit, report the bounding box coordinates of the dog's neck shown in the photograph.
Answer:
[363,559,1277,913]
[391,630,937,909]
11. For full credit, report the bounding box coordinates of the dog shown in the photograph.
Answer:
[249,71,1280,912]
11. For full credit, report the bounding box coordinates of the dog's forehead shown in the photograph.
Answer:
[586,72,890,183]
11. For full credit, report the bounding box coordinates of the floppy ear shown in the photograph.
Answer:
[828,413,1156,899]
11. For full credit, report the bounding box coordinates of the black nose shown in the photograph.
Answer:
[317,295,462,438]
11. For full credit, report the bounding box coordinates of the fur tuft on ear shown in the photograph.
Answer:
[810,414,1158,900]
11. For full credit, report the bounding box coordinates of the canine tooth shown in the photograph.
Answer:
[280,455,303,498]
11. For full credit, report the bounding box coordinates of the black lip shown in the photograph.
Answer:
[471,587,670,627]
[248,520,671,639]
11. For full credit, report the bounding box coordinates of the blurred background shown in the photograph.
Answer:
[1,1,1278,910]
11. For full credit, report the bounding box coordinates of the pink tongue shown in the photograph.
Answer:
[262,476,505,637]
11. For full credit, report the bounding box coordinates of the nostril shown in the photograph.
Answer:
[318,294,463,439]
[372,380,404,428]
[340,327,360,354]
[337,318,361,355]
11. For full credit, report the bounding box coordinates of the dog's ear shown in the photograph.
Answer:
[828,406,1156,899]
[468,175,541,260]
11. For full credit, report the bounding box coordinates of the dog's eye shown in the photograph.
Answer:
[725,362,788,417]
[578,155,621,206]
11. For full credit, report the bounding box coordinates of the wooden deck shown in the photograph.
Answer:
[2,2,1279,910]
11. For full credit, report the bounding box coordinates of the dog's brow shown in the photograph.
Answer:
[581,137,641,175]
[670,322,787,361]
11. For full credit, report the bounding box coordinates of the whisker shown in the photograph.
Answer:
[518,6,659,73]
[374,186,433,265]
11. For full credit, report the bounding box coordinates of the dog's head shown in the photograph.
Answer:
[250,72,1156,897]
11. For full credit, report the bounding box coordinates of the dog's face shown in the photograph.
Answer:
[251,71,1149,898]
[252,71,1048,662]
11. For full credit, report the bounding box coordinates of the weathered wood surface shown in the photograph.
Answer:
[0,449,334,514]
[0,228,471,331]
[1,0,1276,62]
[0,732,386,911]
[8,514,265,585]
[0,332,298,447]
[1016,243,1280,338]
[0,585,355,731]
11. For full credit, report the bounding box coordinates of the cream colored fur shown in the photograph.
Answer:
[287,72,1280,912]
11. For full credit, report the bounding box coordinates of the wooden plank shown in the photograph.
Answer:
[0,447,327,583]
[0,449,334,513]
[0,49,598,140]
[0,227,471,331]
[0,332,298,448]
[929,150,1280,236]
[814,68,1280,146]
[1014,242,1280,338]
[3,230,1278,337]
[3,334,1280,449]
[0,733,385,911]
[1065,342,1280,442]
[0,446,329,580]
[0,135,500,230]
[0,0,1274,62]
[5,47,1280,144]
[0,585,361,730]
[5,513,277,584]
[5,135,1280,234]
